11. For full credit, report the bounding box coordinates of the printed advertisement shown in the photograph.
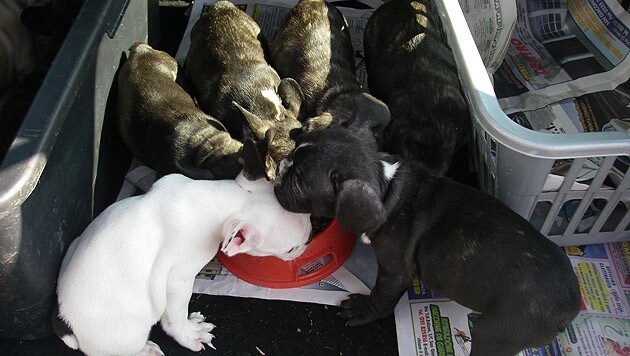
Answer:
[493,0,630,114]
[457,0,517,75]
[395,298,476,356]
[394,243,630,355]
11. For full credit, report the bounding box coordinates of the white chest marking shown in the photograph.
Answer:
[261,89,282,120]
[277,158,292,178]
[295,142,313,151]
[381,161,400,181]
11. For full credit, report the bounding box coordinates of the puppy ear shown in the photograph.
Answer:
[240,136,269,181]
[304,113,333,133]
[346,93,390,134]
[205,116,229,132]
[256,128,275,158]
[260,129,279,179]
[278,78,304,117]
[220,221,260,257]
[233,101,269,140]
[335,179,386,233]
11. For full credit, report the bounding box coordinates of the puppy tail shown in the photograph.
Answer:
[52,301,79,350]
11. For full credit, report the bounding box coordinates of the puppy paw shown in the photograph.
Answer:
[188,311,206,324]
[137,340,164,356]
[169,312,217,351]
[338,294,381,327]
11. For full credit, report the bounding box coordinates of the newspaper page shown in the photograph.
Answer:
[507,79,630,134]
[492,77,629,232]
[506,78,629,198]
[492,0,630,114]
[492,5,630,209]
[194,258,370,306]
[457,0,518,75]
[394,243,630,356]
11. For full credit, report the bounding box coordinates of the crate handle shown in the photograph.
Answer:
[106,0,131,39]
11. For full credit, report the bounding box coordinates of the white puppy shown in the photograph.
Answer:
[53,138,312,356]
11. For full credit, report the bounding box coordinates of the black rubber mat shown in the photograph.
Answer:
[0,294,399,355]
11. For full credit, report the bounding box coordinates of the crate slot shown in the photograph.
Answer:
[435,0,630,244]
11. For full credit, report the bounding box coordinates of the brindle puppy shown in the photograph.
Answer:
[185,1,304,178]
[270,0,389,134]
[117,42,243,179]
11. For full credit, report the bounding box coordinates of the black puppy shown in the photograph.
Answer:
[117,42,243,179]
[273,126,581,356]
[185,1,303,178]
[364,0,470,175]
[270,0,389,133]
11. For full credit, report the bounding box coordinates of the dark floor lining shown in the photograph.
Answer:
[0,294,398,355]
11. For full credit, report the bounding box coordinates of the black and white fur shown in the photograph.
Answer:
[117,42,243,180]
[53,139,312,356]
[364,0,470,175]
[269,0,389,134]
[185,1,304,178]
[273,126,581,356]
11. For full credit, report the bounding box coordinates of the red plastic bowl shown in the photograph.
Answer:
[217,219,356,288]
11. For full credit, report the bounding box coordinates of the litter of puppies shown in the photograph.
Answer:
[51,0,583,354]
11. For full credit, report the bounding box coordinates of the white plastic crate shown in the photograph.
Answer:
[435,0,630,246]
